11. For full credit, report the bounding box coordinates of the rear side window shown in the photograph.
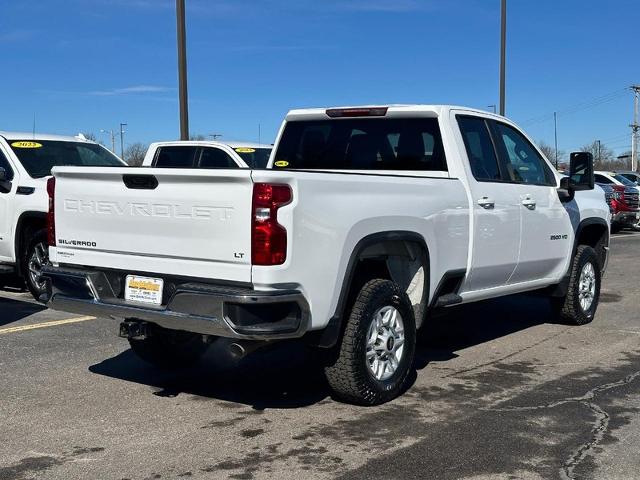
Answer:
[457,116,501,181]
[153,146,199,168]
[0,149,14,181]
[273,118,447,172]
[199,147,236,168]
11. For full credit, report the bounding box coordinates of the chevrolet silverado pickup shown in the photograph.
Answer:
[42,106,610,405]
[0,132,125,298]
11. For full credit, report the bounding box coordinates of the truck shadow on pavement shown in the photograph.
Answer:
[89,293,552,410]
[0,296,46,327]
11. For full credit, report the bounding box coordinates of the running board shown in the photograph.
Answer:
[434,293,463,308]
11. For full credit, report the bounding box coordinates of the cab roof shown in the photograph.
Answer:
[285,105,506,122]
[0,131,94,143]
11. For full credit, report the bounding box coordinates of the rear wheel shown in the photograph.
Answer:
[551,245,601,325]
[22,230,49,300]
[128,324,210,369]
[324,279,416,406]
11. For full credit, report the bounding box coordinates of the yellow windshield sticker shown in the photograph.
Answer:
[274,160,289,167]
[11,141,42,149]
[235,147,255,153]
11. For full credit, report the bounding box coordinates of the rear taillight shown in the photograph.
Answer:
[252,183,292,265]
[46,177,55,247]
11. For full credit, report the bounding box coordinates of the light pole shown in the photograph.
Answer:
[100,129,116,153]
[554,112,558,169]
[176,0,189,140]
[119,123,127,159]
[499,0,507,116]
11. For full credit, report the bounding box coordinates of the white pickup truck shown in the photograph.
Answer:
[42,105,609,405]
[0,132,125,298]
[142,140,272,169]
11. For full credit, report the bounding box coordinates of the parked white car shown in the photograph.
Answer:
[42,105,609,405]
[0,132,125,298]
[142,141,272,169]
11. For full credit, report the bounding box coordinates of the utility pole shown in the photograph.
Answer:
[488,105,497,114]
[499,0,507,116]
[119,123,127,159]
[554,112,558,169]
[101,129,116,153]
[631,85,640,172]
[596,140,601,165]
[176,0,189,140]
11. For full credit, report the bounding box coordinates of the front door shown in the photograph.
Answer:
[455,115,521,292]
[0,147,16,262]
[490,121,571,283]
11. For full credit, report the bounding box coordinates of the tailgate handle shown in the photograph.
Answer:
[123,174,158,190]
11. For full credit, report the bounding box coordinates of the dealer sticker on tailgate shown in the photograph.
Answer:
[125,275,164,305]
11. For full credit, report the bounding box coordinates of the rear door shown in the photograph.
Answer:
[489,121,571,283]
[52,167,254,283]
[456,115,521,291]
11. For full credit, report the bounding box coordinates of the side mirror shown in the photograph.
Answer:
[568,151,594,191]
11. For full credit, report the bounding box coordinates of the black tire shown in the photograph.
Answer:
[21,229,49,301]
[551,245,601,325]
[128,323,210,369]
[324,279,416,406]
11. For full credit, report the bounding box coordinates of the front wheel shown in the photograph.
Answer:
[551,245,601,325]
[324,279,416,406]
[22,230,49,300]
[128,324,210,369]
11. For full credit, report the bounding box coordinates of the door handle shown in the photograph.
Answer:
[521,197,536,210]
[477,197,495,209]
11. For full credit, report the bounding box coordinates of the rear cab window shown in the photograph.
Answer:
[456,116,501,182]
[272,118,447,172]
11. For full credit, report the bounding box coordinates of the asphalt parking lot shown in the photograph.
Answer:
[1,232,640,480]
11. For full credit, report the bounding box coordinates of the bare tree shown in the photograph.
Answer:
[581,141,615,170]
[82,132,103,145]
[124,143,148,166]
[537,140,565,167]
[189,134,206,141]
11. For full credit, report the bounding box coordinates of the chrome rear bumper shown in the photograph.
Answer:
[41,265,310,340]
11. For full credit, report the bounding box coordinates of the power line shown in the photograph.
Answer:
[520,87,629,127]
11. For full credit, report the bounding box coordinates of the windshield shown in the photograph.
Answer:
[613,174,637,186]
[9,140,125,178]
[233,147,272,168]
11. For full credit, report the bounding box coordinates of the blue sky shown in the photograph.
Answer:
[0,0,638,157]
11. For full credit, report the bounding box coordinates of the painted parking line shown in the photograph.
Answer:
[0,316,95,335]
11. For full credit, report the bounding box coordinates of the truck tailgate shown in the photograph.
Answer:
[50,167,253,283]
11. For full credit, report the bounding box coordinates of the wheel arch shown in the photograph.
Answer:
[309,231,430,348]
[574,217,609,272]
[14,211,47,277]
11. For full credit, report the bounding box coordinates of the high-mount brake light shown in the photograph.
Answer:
[252,183,292,266]
[46,177,56,247]
[325,107,388,118]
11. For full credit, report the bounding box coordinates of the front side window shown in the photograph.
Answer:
[199,147,236,168]
[9,140,124,178]
[0,150,14,181]
[273,118,447,172]
[493,123,555,186]
[457,116,501,182]
[594,174,613,185]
